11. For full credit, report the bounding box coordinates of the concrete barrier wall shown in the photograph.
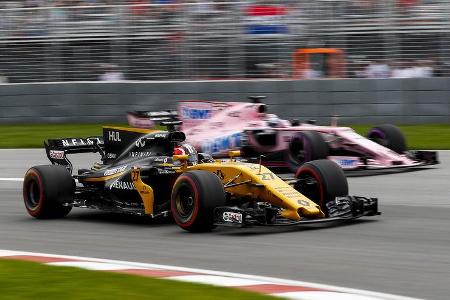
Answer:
[0,78,449,124]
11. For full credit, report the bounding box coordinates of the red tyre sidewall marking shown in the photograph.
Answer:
[23,169,44,217]
[171,175,200,229]
[296,166,324,209]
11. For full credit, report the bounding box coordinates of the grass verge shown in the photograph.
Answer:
[0,124,119,149]
[0,259,274,300]
[351,124,450,150]
[0,123,449,149]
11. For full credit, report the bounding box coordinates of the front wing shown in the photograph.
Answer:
[214,196,380,227]
[323,150,439,171]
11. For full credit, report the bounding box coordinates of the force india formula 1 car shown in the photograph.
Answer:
[23,125,379,232]
[127,96,438,172]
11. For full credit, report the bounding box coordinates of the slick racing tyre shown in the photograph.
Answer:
[294,159,348,216]
[367,124,406,154]
[171,170,226,232]
[23,165,74,219]
[285,131,329,172]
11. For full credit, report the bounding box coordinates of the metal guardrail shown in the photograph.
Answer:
[0,1,449,83]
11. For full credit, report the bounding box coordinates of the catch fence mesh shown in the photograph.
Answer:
[0,0,449,83]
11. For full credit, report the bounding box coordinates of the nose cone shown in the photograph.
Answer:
[298,205,325,219]
[279,203,324,221]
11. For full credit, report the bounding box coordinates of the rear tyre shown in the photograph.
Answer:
[171,170,226,232]
[23,165,74,219]
[285,131,329,172]
[294,159,348,216]
[367,124,406,154]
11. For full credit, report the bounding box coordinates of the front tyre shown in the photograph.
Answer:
[295,160,348,216]
[171,170,226,232]
[367,124,406,154]
[23,165,74,219]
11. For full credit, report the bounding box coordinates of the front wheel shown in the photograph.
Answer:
[23,165,74,219]
[171,170,226,232]
[294,160,348,216]
[367,124,406,154]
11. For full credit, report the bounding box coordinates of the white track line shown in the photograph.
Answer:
[0,249,422,300]
[48,261,148,271]
[0,178,23,181]
[0,178,79,183]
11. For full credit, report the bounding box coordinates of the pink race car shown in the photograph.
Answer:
[127,96,438,172]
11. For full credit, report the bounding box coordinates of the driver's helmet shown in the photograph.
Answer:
[173,144,198,165]
[265,113,289,128]
[266,114,281,128]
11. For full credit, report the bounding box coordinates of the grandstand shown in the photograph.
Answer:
[0,0,449,82]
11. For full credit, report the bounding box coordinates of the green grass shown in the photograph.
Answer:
[0,123,449,149]
[0,124,122,148]
[351,124,450,150]
[0,259,274,300]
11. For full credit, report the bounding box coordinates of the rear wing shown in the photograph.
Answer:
[44,137,104,173]
[127,110,178,129]
[127,96,267,130]
[177,98,266,130]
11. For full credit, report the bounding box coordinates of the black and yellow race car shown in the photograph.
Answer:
[23,124,379,232]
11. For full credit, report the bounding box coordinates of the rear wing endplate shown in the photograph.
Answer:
[44,136,104,173]
[127,110,179,129]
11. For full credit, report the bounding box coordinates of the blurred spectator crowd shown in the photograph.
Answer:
[0,0,448,82]
[351,58,440,79]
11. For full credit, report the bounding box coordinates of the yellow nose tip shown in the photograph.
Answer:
[298,205,325,219]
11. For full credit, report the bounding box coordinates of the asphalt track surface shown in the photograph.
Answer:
[1,149,449,299]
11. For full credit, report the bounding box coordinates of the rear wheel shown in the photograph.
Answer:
[171,170,226,232]
[295,160,348,216]
[285,131,329,172]
[367,124,406,154]
[23,165,74,219]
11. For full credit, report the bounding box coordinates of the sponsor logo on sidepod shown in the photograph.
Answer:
[109,180,135,190]
[181,107,212,120]
[201,133,241,154]
[104,165,127,176]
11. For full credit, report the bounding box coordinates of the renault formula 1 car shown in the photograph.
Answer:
[23,125,379,232]
[127,96,438,172]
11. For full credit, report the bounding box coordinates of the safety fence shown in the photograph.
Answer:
[0,1,449,83]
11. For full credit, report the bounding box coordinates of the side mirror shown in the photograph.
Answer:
[173,154,189,162]
[290,119,300,126]
[168,131,186,143]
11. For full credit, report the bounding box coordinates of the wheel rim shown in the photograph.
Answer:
[369,129,387,146]
[289,135,310,164]
[25,178,41,210]
[174,184,195,222]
